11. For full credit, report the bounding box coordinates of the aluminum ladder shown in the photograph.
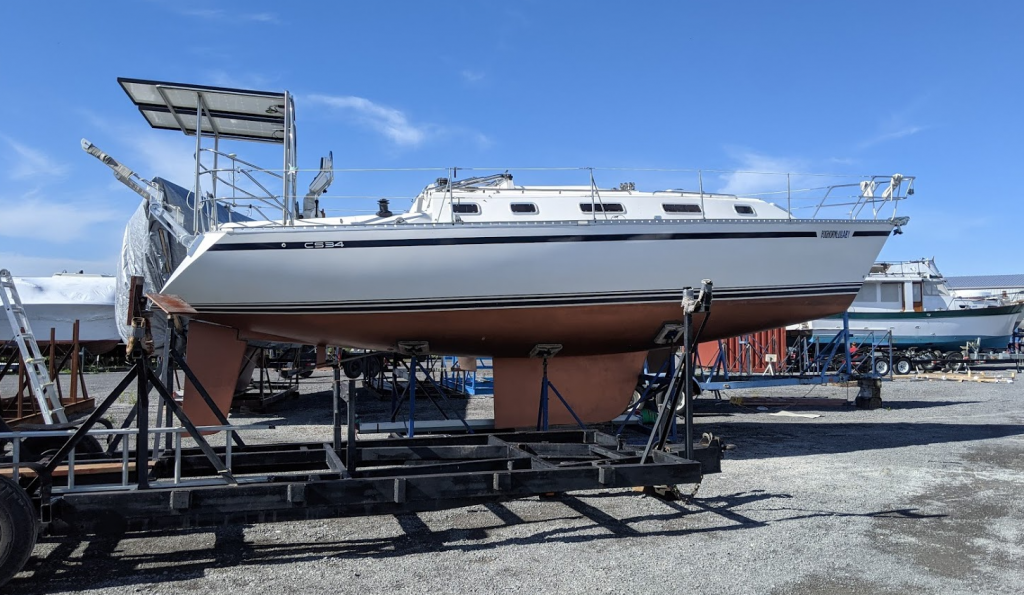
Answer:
[0,269,68,423]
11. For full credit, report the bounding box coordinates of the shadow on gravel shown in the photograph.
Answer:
[7,490,828,592]
[693,400,978,415]
[706,421,1024,460]
[228,385,474,428]
[872,400,983,410]
[10,489,948,593]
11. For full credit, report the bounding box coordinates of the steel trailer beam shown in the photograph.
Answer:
[46,431,705,535]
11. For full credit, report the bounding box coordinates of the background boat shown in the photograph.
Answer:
[797,259,1022,351]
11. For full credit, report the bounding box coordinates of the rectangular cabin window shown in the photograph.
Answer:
[510,202,538,214]
[879,282,901,303]
[451,203,480,215]
[580,203,625,213]
[854,284,877,303]
[662,203,702,214]
[734,205,756,215]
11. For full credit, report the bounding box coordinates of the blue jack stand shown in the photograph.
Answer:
[532,344,586,431]
[389,342,474,437]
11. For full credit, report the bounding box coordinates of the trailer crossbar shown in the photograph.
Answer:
[39,429,707,534]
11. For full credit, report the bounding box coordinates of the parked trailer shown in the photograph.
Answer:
[0,343,722,586]
[857,346,1024,376]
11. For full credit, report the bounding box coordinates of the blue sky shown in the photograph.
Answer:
[1,1,1021,277]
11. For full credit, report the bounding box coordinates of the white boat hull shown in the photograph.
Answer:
[804,304,1023,351]
[0,276,120,353]
[163,219,894,356]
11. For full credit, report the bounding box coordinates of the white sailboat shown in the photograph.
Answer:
[87,78,915,427]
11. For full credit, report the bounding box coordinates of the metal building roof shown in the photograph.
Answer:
[945,274,1024,289]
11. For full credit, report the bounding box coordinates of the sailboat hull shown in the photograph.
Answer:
[163,219,892,354]
[163,218,893,427]
[198,294,854,357]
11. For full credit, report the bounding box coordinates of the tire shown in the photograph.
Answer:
[0,475,37,587]
[872,357,891,376]
[894,357,913,375]
[299,369,314,379]
[342,359,363,379]
[944,351,965,372]
[20,434,104,463]
[364,356,383,380]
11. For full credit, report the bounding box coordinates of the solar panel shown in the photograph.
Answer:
[118,77,288,143]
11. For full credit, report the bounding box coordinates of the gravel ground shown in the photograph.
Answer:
[5,365,1024,594]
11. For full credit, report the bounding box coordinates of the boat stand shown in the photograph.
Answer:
[642,282,713,463]
[228,347,302,413]
[615,355,675,438]
[388,343,473,437]
[531,344,586,431]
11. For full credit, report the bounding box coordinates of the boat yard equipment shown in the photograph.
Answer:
[0,313,722,586]
[1,270,67,424]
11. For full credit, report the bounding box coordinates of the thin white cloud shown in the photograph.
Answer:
[307,94,492,150]
[857,98,929,150]
[78,110,284,206]
[2,136,69,180]
[182,8,223,19]
[76,110,198,185]
[713,149,869,218]
[858,125,926,149]
[467,131,493,150]
[461,69,486,84]
[125,133,201,186]
[0,191,124,243]
[716,150,812,197]
[80,129,199,190]
[0,251,117,277]
[307,94,428,147]
[245,12,278,23]
[179,8,280,24]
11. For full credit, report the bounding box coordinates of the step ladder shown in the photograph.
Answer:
[0,269,68,423]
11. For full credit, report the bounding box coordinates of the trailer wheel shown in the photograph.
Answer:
[342,358,363,379]
[894,357,913,375]
[364,356,383,380]
[872,357,891,376]
[944,352,965,372]
[20,434,104,463]
[0,475,37,587]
